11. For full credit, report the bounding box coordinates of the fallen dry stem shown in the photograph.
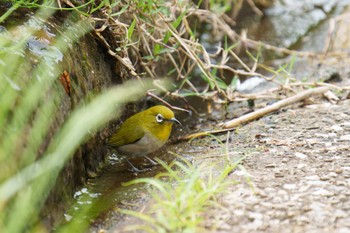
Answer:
[178,128,235,141]
[179,86,330,140]
[223,86,330,128]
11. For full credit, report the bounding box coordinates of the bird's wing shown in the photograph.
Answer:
[107,123,145,147]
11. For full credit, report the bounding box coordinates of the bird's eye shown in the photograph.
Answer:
[156,114,164,123]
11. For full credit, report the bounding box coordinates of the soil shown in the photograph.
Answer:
[87,96,350,233]
[203,99,350,233]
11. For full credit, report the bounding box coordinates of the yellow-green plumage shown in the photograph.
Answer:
[108,105,179,158]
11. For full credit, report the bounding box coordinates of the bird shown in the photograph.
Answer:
[107,105,181,172]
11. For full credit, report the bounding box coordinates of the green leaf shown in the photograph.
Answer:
[128,18,137,41]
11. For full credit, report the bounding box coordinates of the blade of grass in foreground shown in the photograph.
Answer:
[0,6,156,233]
[0,79,154,233]
[119,157,243,232]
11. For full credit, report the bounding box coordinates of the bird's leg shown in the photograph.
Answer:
[125,158,149,173]
[143,155,158,166]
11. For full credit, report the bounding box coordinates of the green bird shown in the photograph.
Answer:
[107,105,181,172]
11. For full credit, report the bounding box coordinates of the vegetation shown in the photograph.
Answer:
[120,157,243,232]
[0,4,153,233]
[2,0,346,232]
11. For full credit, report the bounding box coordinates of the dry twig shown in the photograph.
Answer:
[146,91,191,114]
[222,86,330,128]
[179,86,330,140]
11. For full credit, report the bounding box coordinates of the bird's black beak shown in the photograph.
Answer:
[168,117,181,125]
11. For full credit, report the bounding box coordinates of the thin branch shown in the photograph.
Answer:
[146,91,191,114]
[179,86,330,140]
[222,86,330,128]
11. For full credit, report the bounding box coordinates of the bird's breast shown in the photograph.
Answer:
[117,132,166,157]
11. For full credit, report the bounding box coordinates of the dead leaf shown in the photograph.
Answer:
[59,70,72,96]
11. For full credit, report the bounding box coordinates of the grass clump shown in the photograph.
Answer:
[120,157,243,232]
[0,5,155,233]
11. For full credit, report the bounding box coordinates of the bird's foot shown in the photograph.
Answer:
[125,158,151,173]
[128,167,151,173]
[143,155,158,166]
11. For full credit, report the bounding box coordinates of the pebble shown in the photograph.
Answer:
[320,172,337,181]
[274,172,284,178]
[328,172,338,177]
[339,134,350,141]
[283,183,297,190]
[218,222,232,230]
[331,125,344,131]
[323,157,334,162]
[315,133,329,138]
[307,180,327,186]
[312,189,334,196]
[233,209,245,216]
[335,168,343,174]
[324,142,333,147]
[297,163,308,169]
[341,122,350,127]
[305,175,320,180]
[295,152,308,159]
[338,227,350,233]
[248,212,263,220]
[265,163,277,168]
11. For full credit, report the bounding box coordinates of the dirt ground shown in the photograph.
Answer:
[203,99,350,233]
[89,97,349,233]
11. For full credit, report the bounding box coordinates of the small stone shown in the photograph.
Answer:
[256,190,268,197]
[307,180,327,186]
[264,187,276,193]
[218,223,232,230]
[265,163,277,168]
[312,189,334,196]
[331,125,344,131]
[335,168,343,174]
[297,163,307,169]
[248,212,263,220]
[315,133,329,138]
[295,152,308,159]
[339,194,347,202]
[323,157,334,162]
[233,209,245,216]
[305,175,320,180]
[320,172,337,181]
[341,122,350,127]
[275,172,284,178]
[328,172,338,177]
[340,134,350,141]
[338,227,350,233]
[283,184,297,190]
[325,142,332,147]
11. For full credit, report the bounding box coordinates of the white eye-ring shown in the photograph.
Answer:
[156,114,164,123]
